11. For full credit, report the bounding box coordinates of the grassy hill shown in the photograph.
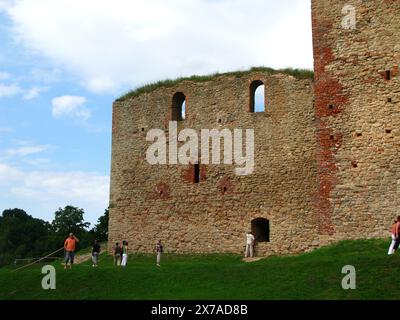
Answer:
[0,238,399,300]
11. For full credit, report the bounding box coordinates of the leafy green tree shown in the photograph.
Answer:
[51,206,91,249]
[0,209,53,265]
[93,209,109,242]
[0,206,107,266]
[52,206,90,235]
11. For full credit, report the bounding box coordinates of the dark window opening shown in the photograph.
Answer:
[385,70,391,81]
[223,186,227,193]
[251,218,270,242]
[249,80,265,113]
[330,135,335,140]
[172,92,186,121]
[386,129,392,134]
[387,98,392,103]
[329,104,334,110]
[141,127,145,132]
[352,161,358,168]
[194,163,200,183]
[356,132,362,137]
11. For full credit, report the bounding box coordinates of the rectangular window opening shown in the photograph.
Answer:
[194,164,200,183]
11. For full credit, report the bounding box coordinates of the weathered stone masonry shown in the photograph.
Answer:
[312,0,400,244]
[109,1,400,255]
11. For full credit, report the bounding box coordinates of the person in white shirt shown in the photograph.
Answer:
[245,231,255,258]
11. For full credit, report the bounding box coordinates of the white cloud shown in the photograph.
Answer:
[1,0,313,94]
[0,162,109,223]
[0,83,46,99]
[0,69,47,99]
[23,158,51,166]
[3,145,49,158]
[0,83,23,97]
[22,86,47,100]
[0,163,22,182]
[29,68,61,84]
[11,171,109,207]
[0,0,12,11]
[51,95,90,120]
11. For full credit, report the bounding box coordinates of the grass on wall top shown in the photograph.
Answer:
[116,67,314,102]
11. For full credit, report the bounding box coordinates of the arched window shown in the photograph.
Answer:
[251,218,270,242]
[249,80,265,113]
[172,92,186,121]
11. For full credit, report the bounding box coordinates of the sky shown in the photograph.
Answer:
[0,0,313,226]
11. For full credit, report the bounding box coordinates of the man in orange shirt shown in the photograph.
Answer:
[64,233,79,269]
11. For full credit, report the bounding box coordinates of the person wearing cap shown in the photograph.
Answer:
[64,233,79,269]
[245,231,255,258]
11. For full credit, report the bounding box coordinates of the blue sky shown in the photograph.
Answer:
[0,0,313,225]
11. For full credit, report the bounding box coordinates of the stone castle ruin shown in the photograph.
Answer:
[109,0,400,256]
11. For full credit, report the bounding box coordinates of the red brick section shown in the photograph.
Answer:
[379,65,399,80]
[312,12,349,235]
[181,164,207,183]
[155,182,171,199]
[181,164,195,183]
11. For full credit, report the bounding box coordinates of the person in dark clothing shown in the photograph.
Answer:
[92,240,101,267]
[113,242,122,266]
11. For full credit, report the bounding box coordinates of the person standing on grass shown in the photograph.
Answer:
[392,216,400,254]
[64,233,79,269]
[156,240,163,267]
[245,231,255,258]
[113,242,122,266]
[388,219,398,255]
[121,241,128,267]
[92,240,101,267]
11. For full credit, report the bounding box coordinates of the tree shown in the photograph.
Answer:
[52,206,90,235]
[0,209,54,266]
[51,206,91,249]
[93,209,109,242]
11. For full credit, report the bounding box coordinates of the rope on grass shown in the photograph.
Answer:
[12,247,65,273]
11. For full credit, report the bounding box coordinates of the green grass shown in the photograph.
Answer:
[116,66,314,102]
[0,239,398,300]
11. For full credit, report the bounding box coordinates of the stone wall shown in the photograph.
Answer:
[109,0,400,256]
[312,0,400,244]
[109,72,319,255]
